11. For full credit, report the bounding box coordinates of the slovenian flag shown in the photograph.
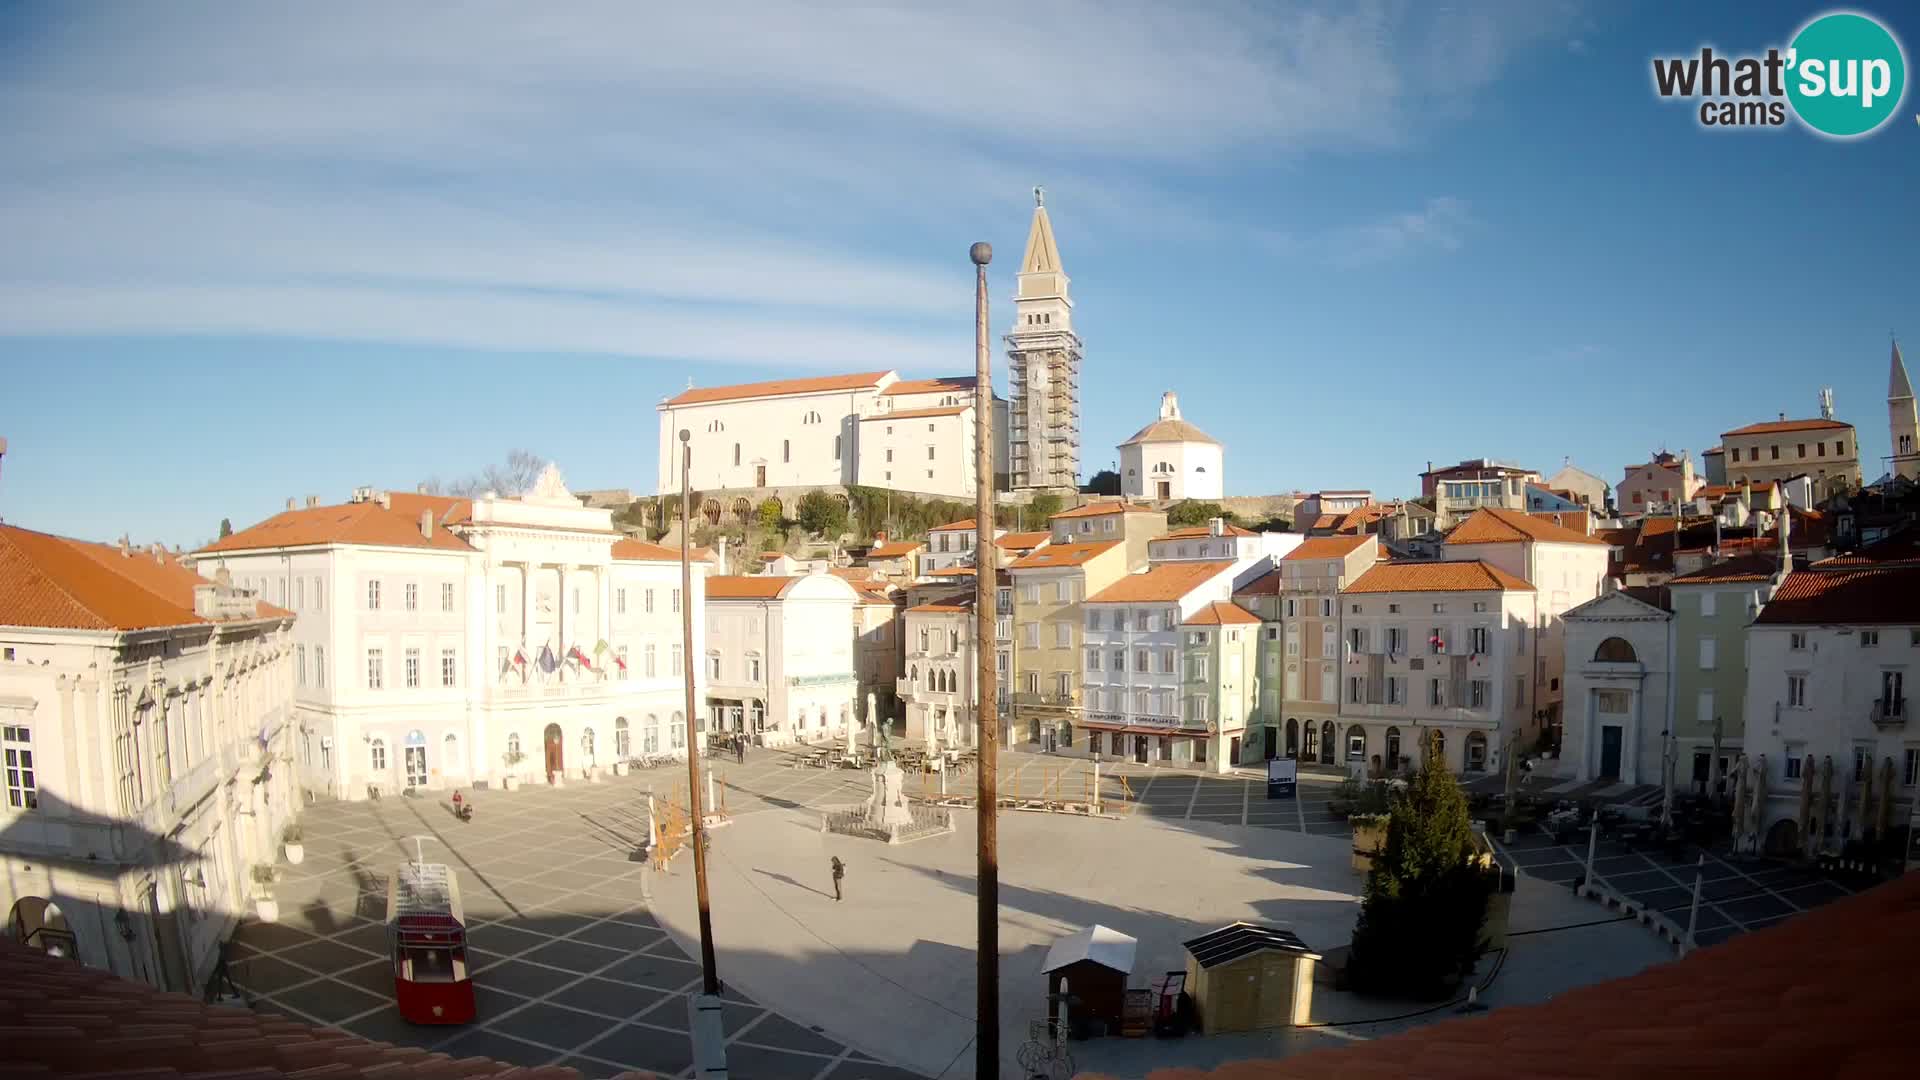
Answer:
[569,645,593,670]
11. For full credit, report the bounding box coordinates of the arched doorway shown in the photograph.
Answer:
[543,723,564,783]
[1385,727,1403,772]
[1764,818,1801,857]
[1319,721,1337,765]
[1345,724,1366,766]
[403,730,428,789]
[1285,718,1299,758]
[7,897,75,957]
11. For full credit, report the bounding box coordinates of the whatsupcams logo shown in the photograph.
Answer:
[1652,10,1907,137]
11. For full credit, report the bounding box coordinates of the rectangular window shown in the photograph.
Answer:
[1024,623,1039,647]
[1472,601,1488,613]
[1086,648,1102,672]
[441,582,455,612]
[1697,689,1715,731]
[1470,679,1490,709]
[296,644,307,687]
[404,647,421,688]
[1429,678,1445,707]
[1700,590,1716,617]
[315,645,326,688]
[1791,631,1808,650]
[783,439,791,463]
[1788,674,1807,708]
[617,588,627,614]
[441,648,457,687]
[748,656,762,682]
[1905,747,1920,787]
[709,654,722,680]
[1321,599,1333,618]
[1796,443,1805,458]
[1699,637,1717,670]
[1347,628,1367,654]
[733,443,741,466]
[367,579,382,610]
[367,648,384,690]
[671,644,683,675]
[1347,676,1365,704]
[572,588,580,614]
[404,582,417,611]
[496,583,507,613]
[1836,441,1846,456]
[1087,609,1102,631]
[1770,445,1779,459]
[1190,656,1209,680]
[1429,627,1444,655]
[672,588,682,613]
[2,724,36,810]
[645,588,656,614]
[1432,602,1446,614]
[1385,677,1402,705]
[1731,447,1741,462]
[1054,622,1072,648]
[1470,627,1490,655]
[1284,598,1297,618]
[1861,630,1880,647]
[1817,442,1825,456]
[497,645,508,675]
[1515,676,1524,705]
[1386,627,1404,654]
[295,578,304,610]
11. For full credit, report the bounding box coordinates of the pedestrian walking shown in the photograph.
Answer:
[735,739,746,765]
[830,856,845,901]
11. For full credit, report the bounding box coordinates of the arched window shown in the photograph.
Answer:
[615,717,631,758]
[6,897,74,957]
[507,732,521,759]
[670,712,685,749]
[1301,721,1318,759]
[582,727,596,761]
[1346,724,1366,761]
[370,738,387,771]
[1427,728,1446,765]
[1385,726,1402,770]
[1594,637,1638,663]
[1465,732,1489,772]
[643,715,660,753]
[1320,721,1337,765]
[1285,718,1299,757]
[442,732,461,772]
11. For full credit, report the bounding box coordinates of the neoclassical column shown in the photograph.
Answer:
[555,564,568,667]
[521,561,537,657]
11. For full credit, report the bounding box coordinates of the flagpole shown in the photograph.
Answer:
[679,428,727,1078]
[968,239,1000,1080]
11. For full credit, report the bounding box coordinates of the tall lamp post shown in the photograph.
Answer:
[680,428,727,1078]
[969,240,1000,1079]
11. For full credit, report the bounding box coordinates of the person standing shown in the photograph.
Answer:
[830,856,845,902]
[735,738,746,765]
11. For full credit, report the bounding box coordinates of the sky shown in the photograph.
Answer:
[1,0,1917,548]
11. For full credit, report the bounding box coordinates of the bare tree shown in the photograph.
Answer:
[426,450,548,498]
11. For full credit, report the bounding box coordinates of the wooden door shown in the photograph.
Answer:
[544,723,564,783]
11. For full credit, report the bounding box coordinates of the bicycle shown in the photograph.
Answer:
[1016,1018,1074,1080]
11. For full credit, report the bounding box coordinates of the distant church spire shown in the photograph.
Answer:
[1889,335,1919,481]
[1005,189,1082,491]
[1891,336,1914,401]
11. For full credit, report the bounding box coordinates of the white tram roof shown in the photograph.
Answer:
[387,860,465,924]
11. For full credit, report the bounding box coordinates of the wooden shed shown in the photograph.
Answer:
[1041,924,1137,1037]
[1182,922,1320,1033]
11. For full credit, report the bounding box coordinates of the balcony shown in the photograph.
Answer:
[1871,697,1907,730]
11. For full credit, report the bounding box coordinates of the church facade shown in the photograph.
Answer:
[1120,391,1224,501]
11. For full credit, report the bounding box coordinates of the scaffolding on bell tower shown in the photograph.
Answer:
[1005,189,1082,492]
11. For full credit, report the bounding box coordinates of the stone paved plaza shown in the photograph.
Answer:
[229,747,1829,1078]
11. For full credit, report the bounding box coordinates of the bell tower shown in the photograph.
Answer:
[1005,187,1082,492]
[1890,337,1919,481]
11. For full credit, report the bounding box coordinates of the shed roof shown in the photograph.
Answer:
[1182,922,1320,967]
[1041,924,1138,975]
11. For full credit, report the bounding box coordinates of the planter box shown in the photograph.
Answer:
[255,897,280,923]
[502,775,520,791]
[283,842,305,866]
[612,761,628,777]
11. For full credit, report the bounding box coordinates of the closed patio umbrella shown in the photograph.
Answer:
[1817,756,1835,854]
[1856,760,1874,843]
[1877,757,1897,841]
[1729,754,1748,840]
[1748,756,1768,852]
[1797,757,1814,855]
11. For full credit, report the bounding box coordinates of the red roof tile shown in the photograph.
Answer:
[1157,524,1255,540]
[663,370,891,407]
[1754,561,1920,624]
[1050,500,1156,520]
[878,376,975,396]
[1087,561,1234,603]
[705,575,798,600]
[2,525,289,631]
[867,541,922,559]
[1345,560,1534,594]
[1184,600,1261,626]
[860,405,969,421]
[1445,507,1608,546]
[199,497,475,555]
[1280,535,1375,561]
[929,519,980,532]
[1233,569,1279,597]
[994,531,1051,552]
[1722,417,1854,437]
[609,538,681,562]
[1009,540,1121,570]
[1667,555,1783,585]
[1077,872,1920,1080]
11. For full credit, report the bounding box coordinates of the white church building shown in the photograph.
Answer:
[188,467,707,800]
[1120,392,1224,501]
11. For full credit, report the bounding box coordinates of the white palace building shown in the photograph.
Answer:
[188,466,707,800]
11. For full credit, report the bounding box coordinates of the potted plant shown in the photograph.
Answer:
[281,823,305,866]
[250,865,281,923]
[611,758,628,777]
[501,748,525,791]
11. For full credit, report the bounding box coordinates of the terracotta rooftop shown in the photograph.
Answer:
[994,530,1051,552]
[1280,535,1375,561]
[1157,524,1255,540]
[1344,560,1535,594]
[860,405,969,421]
[1081,871,1918,1080]
[867,541,922,559]
[1118,416,1220,447]
[1755,558,1920,625]
[199,495,476,555]
[704,575,799,600]
[1050,500,1155,520]
[1527,509,1591,535]
[908,595,975,613]
[877,376,974,396]
[1010,540,1121,570]
[1087,561,1234,603]
[1445,507,1608,546]
[929,518,980,532]
[1233,569,1279,597]
[1667,555,1784,585]
[2,525,290,631]
[661,370,891,407]
[1722,416,1854,437]
[608,538,681,562]
[1184,600,1261,626]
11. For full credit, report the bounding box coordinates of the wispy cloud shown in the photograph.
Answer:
[0,1,1582,362]
[1328,197,1476,267]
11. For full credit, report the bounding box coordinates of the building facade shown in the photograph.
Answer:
[899,596,980,750]
[1006,191,1082,491]
[1668,556,1785,796]
[1547,462,1612,510]
[703,571,860,747]
[1080,561,1239,768]
[1619,451,1701,515]
[1272,535,1381,763]
[1119,392,1223,502]
[191,470,704,797]
[1561,587,1674,786]
[2,525,296,999]
[1422,460,1541,530]
[1721,410,1859,496]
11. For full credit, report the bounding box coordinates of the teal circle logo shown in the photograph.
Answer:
[1785,12,1906,137]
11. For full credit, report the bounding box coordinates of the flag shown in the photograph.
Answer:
[569,645,593,670]
[512,649,527,668]
[593,639,610,657]
[613,650,628,671]
[538,644,558,673]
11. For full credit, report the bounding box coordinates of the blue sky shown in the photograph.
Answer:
[2,0,1917,547]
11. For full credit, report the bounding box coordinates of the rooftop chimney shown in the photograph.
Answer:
[1208,517,1224,537]
[286,497,296,511]
[420,510,433,539]
[1778,411,1787,422]
[306,495,319,508]
[118,535,129,557]
[417,483,428,494]
[1818,387,1834,421]
[717,535,730,575]
[1778,501,1791,576]
[376,491,391,510]
[151,542,165,564]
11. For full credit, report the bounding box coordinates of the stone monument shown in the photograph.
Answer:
[867,760,914,832]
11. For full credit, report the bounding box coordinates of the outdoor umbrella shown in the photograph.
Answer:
[1817,756,1834,854]
[1748,756,1768,852]
[1729,754,1748,840]
[844,700,856,758]
[1856,761,1874,843]
[1798,756,1814,853]
[1877,757,1896,840]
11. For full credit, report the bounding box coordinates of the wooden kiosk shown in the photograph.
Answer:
[1181,922,1320,1033]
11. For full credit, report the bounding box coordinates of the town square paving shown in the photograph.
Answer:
[233,747,1698,1078]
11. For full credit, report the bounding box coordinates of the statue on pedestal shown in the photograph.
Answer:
[866,760,913,831]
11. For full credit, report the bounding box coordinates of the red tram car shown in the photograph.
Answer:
[386,856,477,1024]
